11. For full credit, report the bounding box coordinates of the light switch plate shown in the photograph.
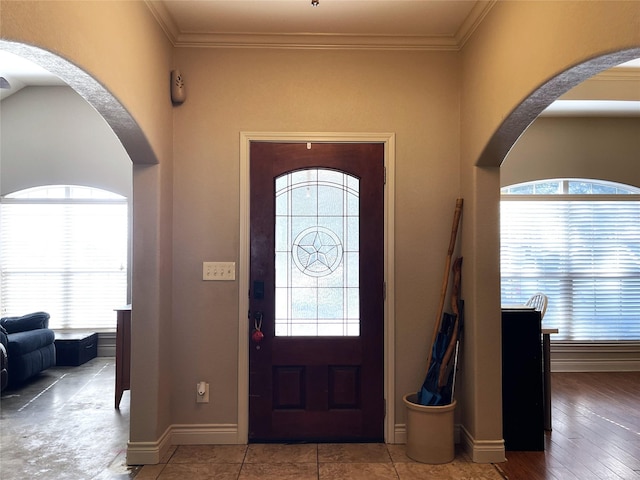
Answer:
[203,262,236,281]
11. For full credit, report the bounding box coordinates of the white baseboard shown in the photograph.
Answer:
[126,424,239,465]
[170,423,239,445]
[128,421,504,465]
[398,422,505,463]
[551,342,640,372]
[394,423,407,444]
[126,425,172,465]
[459,425,506,464]
[552,358,640,372]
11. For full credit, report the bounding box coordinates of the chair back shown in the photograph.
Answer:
[526,292,548,319]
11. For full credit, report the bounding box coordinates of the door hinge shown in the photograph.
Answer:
[383,281,386,301]
[384,398,387,418]
[384,166,387,185]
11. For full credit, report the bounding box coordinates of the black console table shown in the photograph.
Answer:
[502,308,544,451]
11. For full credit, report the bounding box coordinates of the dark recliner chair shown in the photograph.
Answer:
[0,312,56,389]
[1,341,7,391]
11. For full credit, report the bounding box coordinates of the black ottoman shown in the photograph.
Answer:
[55,332,98,366]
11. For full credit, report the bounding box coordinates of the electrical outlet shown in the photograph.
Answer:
[196,382,209,403]
[202,262,236,281]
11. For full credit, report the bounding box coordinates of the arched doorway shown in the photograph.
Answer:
[0,42,157,165]
[478,50,640,168]
[0,41,151,477]
[456,32,640,459]
[494,55,640,476]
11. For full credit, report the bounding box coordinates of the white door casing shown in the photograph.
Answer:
[238,132,396,443]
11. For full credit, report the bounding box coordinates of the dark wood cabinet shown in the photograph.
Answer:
[502,308,544,451]
[115,306,131,409]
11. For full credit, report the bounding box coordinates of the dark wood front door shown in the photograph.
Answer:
[249,142,385,442]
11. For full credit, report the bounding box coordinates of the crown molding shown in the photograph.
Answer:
[145,0,496,51]
[455,1,496,49]
[145,0,180,43]
[171,32,460,51]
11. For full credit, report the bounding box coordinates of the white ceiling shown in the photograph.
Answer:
[0,50,66,99]
[1,0,639,115]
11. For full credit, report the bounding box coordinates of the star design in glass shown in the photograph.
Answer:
[298,232,337,270]
[293,226,343,277]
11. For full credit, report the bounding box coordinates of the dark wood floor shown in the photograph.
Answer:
[496,371,640,480]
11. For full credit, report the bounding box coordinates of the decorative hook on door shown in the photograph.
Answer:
[252,311,264,345]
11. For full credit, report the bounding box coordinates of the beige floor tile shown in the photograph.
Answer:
[319,462,399,480]
[386,443,414,463]
[159,445,178,463]
[238,462,318,480]
[394,462,455,480]
[134,464,166,479]
[244,443,317,463]
[134,443,503,480]
[395,461,504,480]
[389,443,473,464]
[318,443,392,463]
[451,462,504,479]
[168,444,247,464]
[158,462,241,479]
[453,447,474,463]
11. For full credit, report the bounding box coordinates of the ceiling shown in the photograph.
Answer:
[146,0,489,49]
[0,50,67,99]
[1,0,639,115]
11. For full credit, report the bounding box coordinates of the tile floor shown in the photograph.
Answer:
[1,357,504,479]
[1,357,137,480]
[135,442,504,479]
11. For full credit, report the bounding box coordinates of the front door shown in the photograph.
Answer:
[249,142,385,442]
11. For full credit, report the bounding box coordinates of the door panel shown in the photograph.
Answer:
[249,142,384,442]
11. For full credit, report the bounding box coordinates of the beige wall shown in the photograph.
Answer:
[503,117,640,188]
[2,0,639,464]
[462,1,640,168]
[171,47,461,426]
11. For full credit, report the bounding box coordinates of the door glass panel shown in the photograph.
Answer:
[275,168,360,336]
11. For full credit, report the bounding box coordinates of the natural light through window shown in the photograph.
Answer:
[501,179,640,341]
[0,185,128,330]
[275,169,360,337]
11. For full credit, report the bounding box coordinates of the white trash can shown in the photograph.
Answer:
[403,393,456,464]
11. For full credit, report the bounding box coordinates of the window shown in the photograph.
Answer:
[275,169,360,336]
[501,179,640,341]
[1,185,128,330]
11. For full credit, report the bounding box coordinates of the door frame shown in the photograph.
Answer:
[238,132,396,444]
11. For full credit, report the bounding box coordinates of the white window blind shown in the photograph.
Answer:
[1,187,128,330]
[501,198,640,341]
